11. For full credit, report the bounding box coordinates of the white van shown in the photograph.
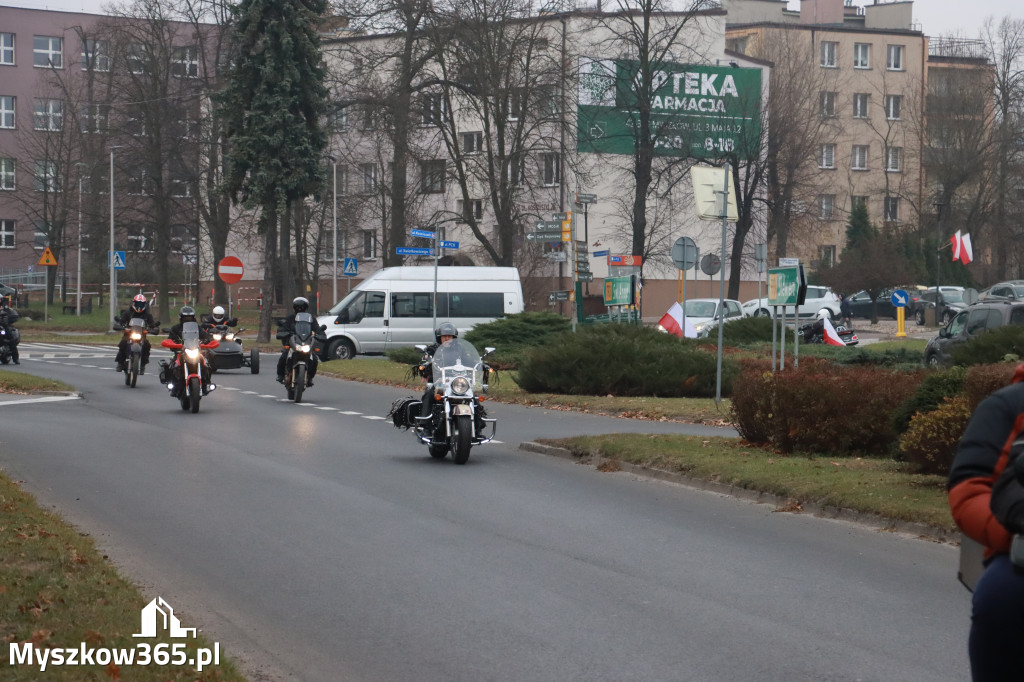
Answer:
[318,266,524,360]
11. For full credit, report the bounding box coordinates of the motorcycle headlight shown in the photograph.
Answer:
[212,333,224,341]
[185,348,200,360]
[451,377,470,395]
[297,343,311,354]
[225,333,235,341]
[130,332,142,341]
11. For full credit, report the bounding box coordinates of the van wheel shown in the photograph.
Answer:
[926,352,941,367]
[327,338,355,361]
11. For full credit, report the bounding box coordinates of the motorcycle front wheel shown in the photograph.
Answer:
[128,354,140,388]
[189,377,201,413]
[452,414,472,465]
[429,442,449,459]
[293,363,306,403]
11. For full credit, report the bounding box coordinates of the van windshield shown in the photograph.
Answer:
[329,290,361,316]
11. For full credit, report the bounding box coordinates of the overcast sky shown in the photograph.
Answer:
[2,0,1020,40]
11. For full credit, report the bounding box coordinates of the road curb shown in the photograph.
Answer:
[519,441,956,545]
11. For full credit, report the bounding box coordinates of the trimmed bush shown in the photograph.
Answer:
[463,311,571,368]
[730,363,925,456]
[386,346,424,365]
[964,363,1018,409]
[951,324,1024,367]
[891,366,966,436]
[513,324,737,397]
[831,347,928,369]
[898,395,972,475]
[720,316,798,345]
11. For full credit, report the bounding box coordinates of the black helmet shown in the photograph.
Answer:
[434,322,458,344]
[179,305,196,323]
[293,296,309,313]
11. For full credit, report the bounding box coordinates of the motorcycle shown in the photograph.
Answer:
[276,312,325,403]
[0,311,19,365]
[206,324,259,374]
[158,321,219,413]
[799,320,859,346]
[388,338,497,465]
[113,317,157,387]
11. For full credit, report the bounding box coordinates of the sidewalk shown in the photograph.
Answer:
[847,317,936,345]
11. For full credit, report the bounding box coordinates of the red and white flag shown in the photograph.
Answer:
[658,302,698,339]
[950,230,974,265]
[822,318,846,346]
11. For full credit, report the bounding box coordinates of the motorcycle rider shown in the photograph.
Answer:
[418,322,459,434]
[276,297,322,386]
[201,305,238,331]
[114,294,157,373]
[803,309,830,343]
[161,305,213,395]
[0,295,20,364]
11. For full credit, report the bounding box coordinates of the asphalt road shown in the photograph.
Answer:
[0,342,969,681]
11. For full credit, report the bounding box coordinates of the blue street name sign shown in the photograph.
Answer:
[411,229,435,239]
[592,250,609,257]
[396,247,434,256]
[343,257,358,277]
[440,240,459,249]
[891,289,909,308]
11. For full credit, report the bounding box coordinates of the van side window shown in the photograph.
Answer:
[448,292,503,317]
[344,290,385,323]
[1011,308,1024,326]
[391,292,447,317]
[985,309,1005,330]
[948,312,967,337]
[966,309,989,335]
[364,291,385,318]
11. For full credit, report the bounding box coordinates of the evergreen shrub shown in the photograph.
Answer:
[464,311,571,369]
[891,366,966,436]
[386,346,423,365]
[964,363,1018,408]
[730,363,924,456]
[951,324,1024,367]
[898,395,972,475]
[513,324,737,397]
[719,316,797,345]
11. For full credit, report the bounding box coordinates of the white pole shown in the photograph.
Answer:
[109,148,116,331]
[332,160,338,306]
[76,171,83,316]
[715,163,729,404]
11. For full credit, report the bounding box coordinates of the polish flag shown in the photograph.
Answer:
[951,231,974,265]
[822,318,846,346]
[658,302,698,339]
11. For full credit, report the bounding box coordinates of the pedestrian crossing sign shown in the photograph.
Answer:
[38,246,57,267]
[343,257,358,277]
[109,250,126,270]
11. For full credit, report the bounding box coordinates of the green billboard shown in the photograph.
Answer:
[577,58,763,160]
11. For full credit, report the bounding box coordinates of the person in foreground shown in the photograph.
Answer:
[949,361,1024,681]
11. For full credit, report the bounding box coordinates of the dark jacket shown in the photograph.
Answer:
[167,322,213,345]
[948,364,1024,558]
[0,306,19,328]
[117,307,157,329]
[840,297,852,319]
[201,314,238,329]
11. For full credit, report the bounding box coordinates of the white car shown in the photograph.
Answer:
[742,285,842,320]
[658,298,744,338]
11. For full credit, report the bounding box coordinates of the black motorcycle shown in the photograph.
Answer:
[0,311,18,365]
[799,320,859,346]
[206,324,259,374]
[277,312,325,403]
[113,316,158,387]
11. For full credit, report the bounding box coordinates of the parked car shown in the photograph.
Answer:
[659,298,744,338]
[741,286,841,319]
[978,280,1024,302]
[846,289,897,319]
[924,300,1024,366]
[913,286,967,326]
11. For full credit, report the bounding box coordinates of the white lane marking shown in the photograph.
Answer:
[362,415,385,420]
[259,394,276,398]
[0,395,81,406]
[339,411,361,415]
[316,406,336,411]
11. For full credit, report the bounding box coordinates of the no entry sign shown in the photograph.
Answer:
[218,256,244,284]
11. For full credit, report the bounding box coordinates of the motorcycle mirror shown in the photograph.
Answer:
[415,344,427,351]
[484,347,495,356]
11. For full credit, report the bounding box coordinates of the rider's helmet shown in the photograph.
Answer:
[211,305,226,323]
[131,294,148,315]
[179,305,196,324]
[817,309,830,322]
[293,297,309,313]
[434,322,459,344]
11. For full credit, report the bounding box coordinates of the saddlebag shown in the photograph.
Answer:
[387,397,420,429]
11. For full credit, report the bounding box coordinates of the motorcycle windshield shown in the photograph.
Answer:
[431,338,484,392]
[181,321,201,351]
[128,318,146,331]
[293,312,315,343]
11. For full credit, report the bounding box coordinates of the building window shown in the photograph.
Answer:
[421,93,443,126]
[851,195,868,211]
[510,153,525,187]
[335,165,348,195]
[819,143,835,169]
[886,44,904,70]
[819,91,836,118]
[361,229,377,258]
[820,245,836,268]
[885,146,902,172]
[853,43,870,69]
[127,231,151,252]
[34,36,63,68]
[885,94,902,120]
[171,46,199,78]
[0,158,14,190]
[33,160,61,192]
[542,152,560,186]
[33,220,50,247]
[884,196,900,221]
[359,163,377,193]
[127,44,145,74]
[329,106,348,130]
[82,39,110,71]
[458,198,484,221]
[420,160,445,193]
[537,84,560,118]
[852,145,869,170]
[820,41,838,68]
[33,99,63,131]
[127,169,152,196]
[853,93,869,119]
[508,89,526,120]
[818,195,835,219]
[0,33,14,65]
[0,219,13,248]
[461,131,483,155]
[0,96,13,129]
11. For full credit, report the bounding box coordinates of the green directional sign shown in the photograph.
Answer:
[603,276,634,306]
[577,58,763,160]
[768,267,799,306]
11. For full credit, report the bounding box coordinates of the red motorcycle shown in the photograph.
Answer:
[159,322,219,413]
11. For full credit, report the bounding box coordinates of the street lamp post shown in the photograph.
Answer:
[935,200,945,325]
[108,147,122,332]
[332,158,338,306]
[75,162,85,317]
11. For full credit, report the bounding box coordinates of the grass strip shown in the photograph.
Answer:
[0,469,247,680]
[541,433,955,532]
[0,370,74,395]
